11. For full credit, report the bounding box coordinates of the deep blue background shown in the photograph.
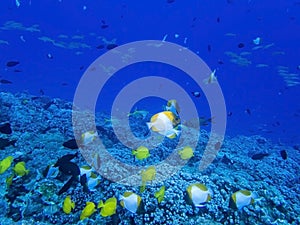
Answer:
[0,0,299,144]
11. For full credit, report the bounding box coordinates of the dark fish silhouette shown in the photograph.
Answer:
[47,53,53,59]
[6,61,19,67]
[0,123,12,134]
[58,176,76,195]
[238,43,245,48]
[251,153,269,160]
[63,139,79,149]
[0,79,12,84]
[106,44,118,50]
[101,24,109,29]
[280,150,287,160]
[80,173,89,192]
[191,91,201,98]
[207,45,211,52]
[245,108,251,115]
[0,138,16,150]
[54,153,80,195]
[54,153,78,166]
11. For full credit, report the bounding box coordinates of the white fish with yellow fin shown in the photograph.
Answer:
[186,183,212,207]
[230,190,258,210]
[81,131,97,145]
[119,192,143,214]
[203,69,217,84]
[147,111,180,139]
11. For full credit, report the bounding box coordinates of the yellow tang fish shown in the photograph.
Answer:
[178,146,194,160]
[132,146,150,160]
[80,202,96,220]
[0,156,14,174]
[13,162,29,176]
[63,195,75,214]
[154,186,165,203]
[97,197,117,217]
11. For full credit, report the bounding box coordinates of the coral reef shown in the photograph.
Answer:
[0,91,299,225]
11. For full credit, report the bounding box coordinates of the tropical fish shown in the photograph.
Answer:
[0,79,13,84]
[280,150,288,160]
[141,166,156,183]
[6,173,14,188]
[186,183,212,207]
[81,131,97,145]
[178,146,194,160]
[54,153,81,195]
[253,37,261,45]
[191,91,201,98]
[230,190,258,210]
[63,195,75,214]
[62,139,79,149]
[97,197,117,217]
[203,69,217,84]
[80,202,96,220]
[251,153,269,160]
[154,186,165,203]
[6,61,20,67]
[79,166,101,191]
[0,156,14,174]
[147,111,180,139]
[132,146,150,160]
[120,192,143,214]
[13,162,29,176]
[165,99,180,117]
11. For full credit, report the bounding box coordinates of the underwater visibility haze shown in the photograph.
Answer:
[0,0,299,224]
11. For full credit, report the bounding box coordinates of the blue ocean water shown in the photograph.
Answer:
[0,1,299,224]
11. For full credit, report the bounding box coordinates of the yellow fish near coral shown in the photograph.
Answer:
[230,190,258,210]
[97,197,117,217]
[186,183,212,207]
[147,111,180,139]
[154,186,165,203]
[120,192,143,214]
[132,146,150,160]
[141,166,156,183]
[80,202,96,220]
[178,146,194,160]
[0,156,14,174]
[140,166,156,193]
[6,173,14,188]
[63,195,75,214]
[13,162,29,176]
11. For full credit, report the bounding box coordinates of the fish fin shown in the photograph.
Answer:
[146,122,152,129]
[97,200,104,208]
